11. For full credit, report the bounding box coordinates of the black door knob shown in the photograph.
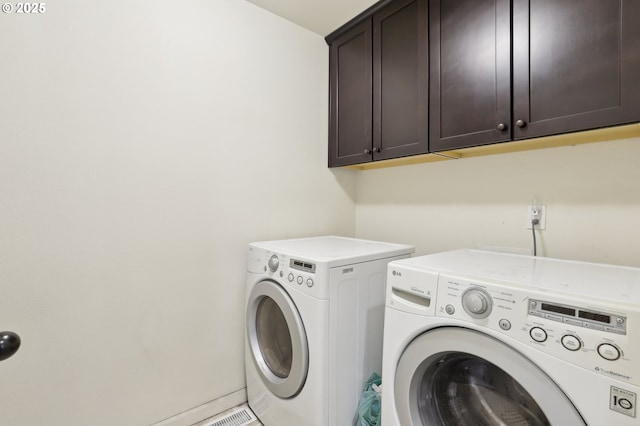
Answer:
[0,331,21,361]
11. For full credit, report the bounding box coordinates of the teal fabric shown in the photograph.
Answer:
[357,373,382,426]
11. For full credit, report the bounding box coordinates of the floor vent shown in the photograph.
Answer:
[200,404,258,426]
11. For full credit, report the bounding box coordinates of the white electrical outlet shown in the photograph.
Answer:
[527,205,546,230]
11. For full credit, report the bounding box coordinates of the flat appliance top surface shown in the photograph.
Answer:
[250,236,414,266]
[394,249,640,304]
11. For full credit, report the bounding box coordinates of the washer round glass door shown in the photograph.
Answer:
[246,279,309,399]
[394,327,586,426]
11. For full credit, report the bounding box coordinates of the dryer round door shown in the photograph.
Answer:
[246,279,309,399]
[394,327,586,426]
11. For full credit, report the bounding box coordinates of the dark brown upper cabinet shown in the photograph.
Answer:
[429,0,511,151]
[512,0,640,141]
[328,20,373,167]
[431,0,640,152]
[327,0,428,167]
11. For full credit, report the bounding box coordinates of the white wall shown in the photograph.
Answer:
[355,136,640,268]
[0,1,355,425]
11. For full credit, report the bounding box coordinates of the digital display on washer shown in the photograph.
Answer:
[541,303,575,316]
[578,310,611,324]
[530,298,626,335]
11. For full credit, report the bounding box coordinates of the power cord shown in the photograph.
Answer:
[531,218,540,256]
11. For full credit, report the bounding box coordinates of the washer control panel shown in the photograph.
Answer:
[529,299,626,335]
[433,273,638,387]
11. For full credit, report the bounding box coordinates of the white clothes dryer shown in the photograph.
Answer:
[381,249,640,426]
[245,236,413,426]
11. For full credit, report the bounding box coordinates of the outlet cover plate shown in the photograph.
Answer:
[527,205,546,230]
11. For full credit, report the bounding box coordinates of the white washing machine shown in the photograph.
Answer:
[381,249,640,425]
[245,236,414,426]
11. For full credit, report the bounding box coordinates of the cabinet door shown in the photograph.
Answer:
[513,0,640,139]
[429,0,511,152]
[373,0,429,160]
[328,20,372,167]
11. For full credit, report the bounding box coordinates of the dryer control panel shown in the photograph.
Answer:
[434,273,639,387]
[247,248,330,299]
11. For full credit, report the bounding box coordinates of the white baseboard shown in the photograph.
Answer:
[151,388,248,426]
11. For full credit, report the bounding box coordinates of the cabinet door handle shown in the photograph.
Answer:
[0,331,21,361]
[373,147,381,153]
[363,149,371,155]
[516,119,527,128]
[497,123,507,131]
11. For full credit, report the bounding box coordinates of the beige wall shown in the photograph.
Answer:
[0,1,355,425]
[355,136,640,267]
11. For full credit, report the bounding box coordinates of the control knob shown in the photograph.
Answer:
[268,255,279,272]
[461,287,493,319]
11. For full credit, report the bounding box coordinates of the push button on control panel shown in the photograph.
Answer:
[544,313,563,322]
[561,334,581,351]
[498,319,511,331]
[529,327,548,343]
[296,276,303,285]
[306,278,314,288]
[583,322,604,331]
[563,318,583,327]
[288,273,294,282]
[598,343,621,361]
